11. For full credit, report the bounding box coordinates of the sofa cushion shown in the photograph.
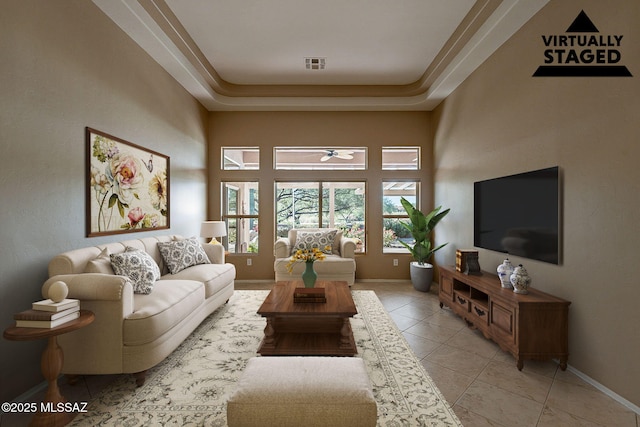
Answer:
[293,229,337,255]
[110,248,160,294]
[159,263,236,299]
[84,247,115,275]
[124,280,204,346]
[331,230,343,255]
[158,237,211,274]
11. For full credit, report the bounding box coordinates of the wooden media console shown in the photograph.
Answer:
[439,265,570,370]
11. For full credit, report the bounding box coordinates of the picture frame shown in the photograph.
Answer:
[86,127,169,237]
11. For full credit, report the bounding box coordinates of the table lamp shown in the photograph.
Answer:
[200,221,227,245]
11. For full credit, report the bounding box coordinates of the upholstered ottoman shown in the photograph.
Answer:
[226,357,377,427]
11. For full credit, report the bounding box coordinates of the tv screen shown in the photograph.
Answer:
[474,167,560,264]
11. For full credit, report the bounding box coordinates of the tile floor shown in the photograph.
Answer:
[3,281,637,427]
[349,281,638,427]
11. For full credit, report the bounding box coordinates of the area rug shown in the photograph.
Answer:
[69,290,461,426]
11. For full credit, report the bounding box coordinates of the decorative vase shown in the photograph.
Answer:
[302,261,317,288]
[497,258,515,288]
[510,264,531,294]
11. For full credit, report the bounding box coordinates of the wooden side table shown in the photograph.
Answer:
[4,310,95,427]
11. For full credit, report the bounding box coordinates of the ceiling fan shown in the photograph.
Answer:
[320,149,354,162]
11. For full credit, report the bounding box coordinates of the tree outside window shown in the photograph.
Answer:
[276,182,365,252]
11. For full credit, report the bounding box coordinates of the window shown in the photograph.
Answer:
[274,147,366,170]
[223,181,259,253]
[276,181,365,252]
[382,147,420,170]
[222,147,259,170]
[382,181,419,253]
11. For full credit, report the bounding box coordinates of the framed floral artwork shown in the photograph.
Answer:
[86,127,169,237]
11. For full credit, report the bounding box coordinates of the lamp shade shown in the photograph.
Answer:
[200,221,227,238]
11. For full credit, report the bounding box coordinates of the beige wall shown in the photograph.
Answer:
[208,111,432,280]
[432,0,639,407]
[0,0,209,402]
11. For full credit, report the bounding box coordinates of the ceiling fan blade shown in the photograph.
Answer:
[320,155,332,161]
[335,153,353,159]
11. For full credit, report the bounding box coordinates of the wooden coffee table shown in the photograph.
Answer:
[257,281,358,356]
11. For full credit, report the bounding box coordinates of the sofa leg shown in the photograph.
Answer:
[133,371,146,387]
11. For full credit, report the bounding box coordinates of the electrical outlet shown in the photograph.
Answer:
[247,258,252,266]
[393,259,398,266]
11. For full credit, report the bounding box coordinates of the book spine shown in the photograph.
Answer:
[16,311,80,328]
[32,299,80,312]
[293,297,327,303]
[14,306,80,321]
[293,293,326,298]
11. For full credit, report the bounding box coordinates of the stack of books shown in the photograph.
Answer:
[293,287,326,303]
[456,249,480,273]
[14,299,80,328]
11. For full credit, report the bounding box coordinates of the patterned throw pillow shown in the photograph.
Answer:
[110,248,160,294]
[157,237,211,274]
[293,229,337,255]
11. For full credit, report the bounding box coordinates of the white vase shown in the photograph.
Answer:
[497,258,514,288]
[510,264,531,295]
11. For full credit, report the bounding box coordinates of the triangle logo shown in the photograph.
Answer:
[566,10,599,33]
[533,10,632,77]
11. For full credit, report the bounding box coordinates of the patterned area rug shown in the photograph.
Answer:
[70,290,461,426]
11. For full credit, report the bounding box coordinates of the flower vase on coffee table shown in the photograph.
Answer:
[302,261,318,288]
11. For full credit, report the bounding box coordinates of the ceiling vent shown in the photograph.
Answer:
[305,57,326,70]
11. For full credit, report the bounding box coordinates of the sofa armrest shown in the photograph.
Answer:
[274,238,291,259]
[42,274,135,374]
[42,274,134,317]
[202,243,225,264]
[340,237,358,258]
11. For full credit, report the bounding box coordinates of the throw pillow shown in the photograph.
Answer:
[293,229,337,255]
[157,237,211,274]
[84,247,115,274]
[110,248,160,294]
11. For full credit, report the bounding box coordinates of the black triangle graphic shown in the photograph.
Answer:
[566,10,599,32]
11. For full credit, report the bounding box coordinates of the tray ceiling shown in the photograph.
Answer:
[93,0,549,111]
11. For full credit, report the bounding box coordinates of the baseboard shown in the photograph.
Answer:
[9,379,48,403]
[234,279,275,284]
[235,279,414,284]
[565,363,640,415]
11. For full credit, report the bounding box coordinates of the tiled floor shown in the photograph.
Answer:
[349,281,638,427]
[3,281,637,427]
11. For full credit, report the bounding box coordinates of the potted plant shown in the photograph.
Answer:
[399,197,450,292]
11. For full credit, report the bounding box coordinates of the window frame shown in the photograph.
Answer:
[382,180,420,253]
[381,146,421,170]
[222,181,259,254]
[275,180,366,253]
[221,147,260,170]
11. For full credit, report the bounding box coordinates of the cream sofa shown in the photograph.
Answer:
[42,235,235,386]
[274,229,357,286]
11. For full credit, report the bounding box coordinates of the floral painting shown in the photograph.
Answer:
[86,127,169,237]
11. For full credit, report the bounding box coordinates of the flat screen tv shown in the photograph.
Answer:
[474,166,561,265]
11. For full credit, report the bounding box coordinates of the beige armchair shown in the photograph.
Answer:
[274,228,357,285]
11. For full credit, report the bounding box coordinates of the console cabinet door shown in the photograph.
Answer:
[490,298,517,350]
[440,273,453,301]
